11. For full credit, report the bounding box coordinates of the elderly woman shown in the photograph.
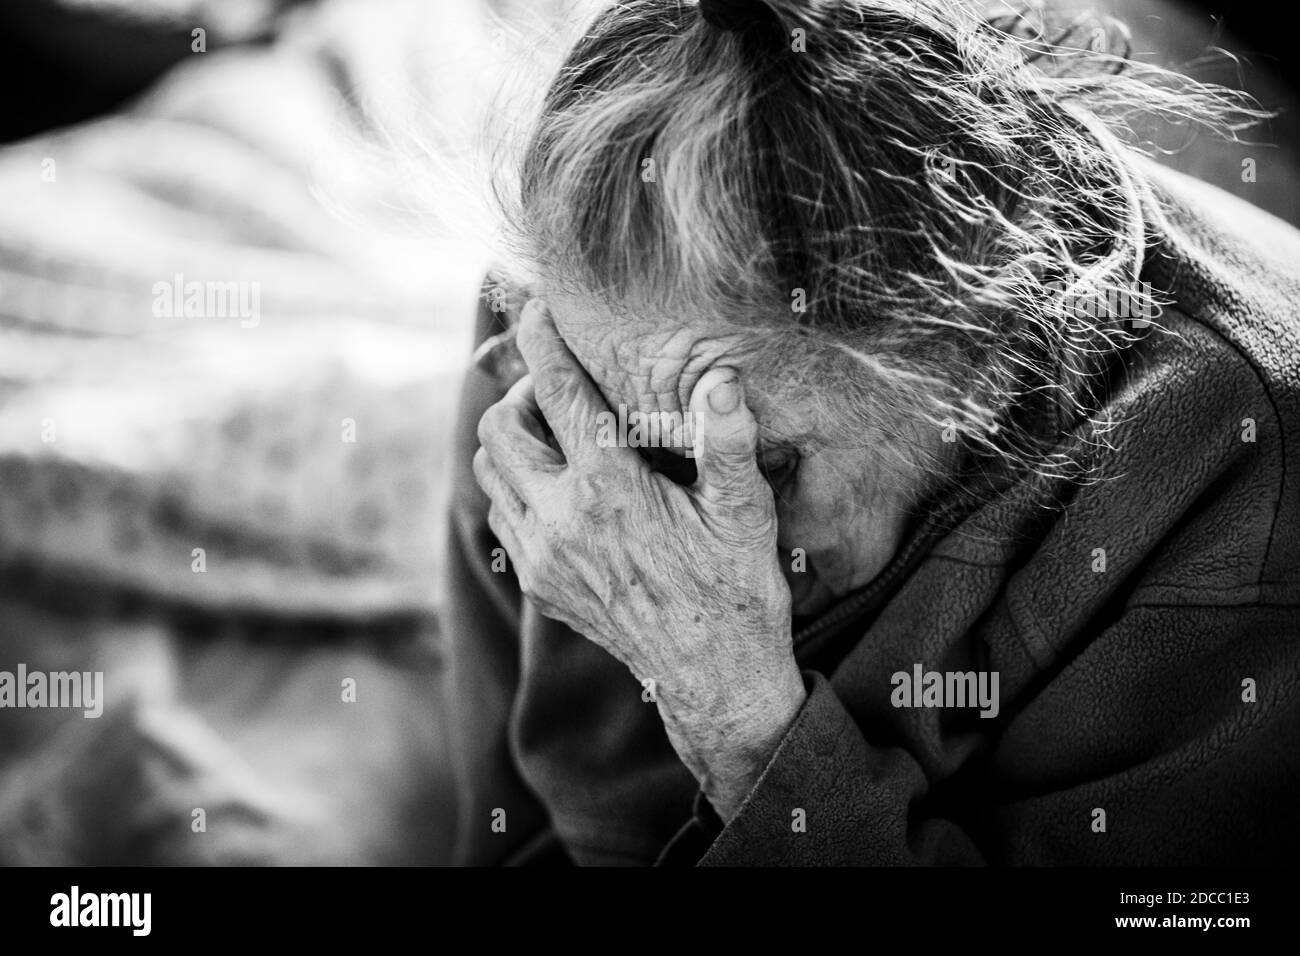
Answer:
[443,0,1300,865]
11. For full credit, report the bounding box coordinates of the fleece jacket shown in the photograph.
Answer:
[440,156,1300,866]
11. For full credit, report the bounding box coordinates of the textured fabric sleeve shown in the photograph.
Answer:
[681,671,987,866]
[441,285,559,866]
[667,601,1298,866]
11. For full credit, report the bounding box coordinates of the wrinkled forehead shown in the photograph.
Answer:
[539,288,766,421]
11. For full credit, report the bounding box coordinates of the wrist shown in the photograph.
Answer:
[692,662,807,822]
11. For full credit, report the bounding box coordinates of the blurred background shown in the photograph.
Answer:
[0,0,1294,866]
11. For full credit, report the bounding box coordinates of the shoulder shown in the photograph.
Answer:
[1136,157,1300,394]
[942,160,1299,623]
[1126,158,1300,604]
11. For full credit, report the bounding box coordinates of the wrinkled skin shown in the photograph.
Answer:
[540,290,925,612]
[473,295,930,821]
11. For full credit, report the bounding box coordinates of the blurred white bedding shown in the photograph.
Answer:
[0,0,572,865]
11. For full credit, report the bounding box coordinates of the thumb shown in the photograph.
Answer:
[689,367,767,508]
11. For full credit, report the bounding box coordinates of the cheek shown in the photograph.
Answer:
[772,458,862,551]
[773,451,909,571]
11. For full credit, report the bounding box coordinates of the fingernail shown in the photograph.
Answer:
[707,375,740,415]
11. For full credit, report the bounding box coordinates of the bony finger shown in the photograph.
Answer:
[688,367,767,507]
[515,299,609,464]
[503,372,538,408]
[501,374,563,455]
[498,374,556,448]
[473,446,528,521]
[477,393,562,480]
[515,300,571,413]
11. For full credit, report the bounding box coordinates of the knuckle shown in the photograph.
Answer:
[515,564,546,602]
[487,495,523,536]
[504,372,535,402]
[529,528,559,567]
[485,501,510,538]
[476,403,507,446]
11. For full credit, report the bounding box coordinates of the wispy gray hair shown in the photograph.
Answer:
[496,0,1261,511]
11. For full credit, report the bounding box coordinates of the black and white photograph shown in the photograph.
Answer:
[0,0,1296,932]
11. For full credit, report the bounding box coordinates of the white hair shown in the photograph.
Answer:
[495,0,1263,511]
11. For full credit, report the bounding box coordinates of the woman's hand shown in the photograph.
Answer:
[473,299,807,822]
